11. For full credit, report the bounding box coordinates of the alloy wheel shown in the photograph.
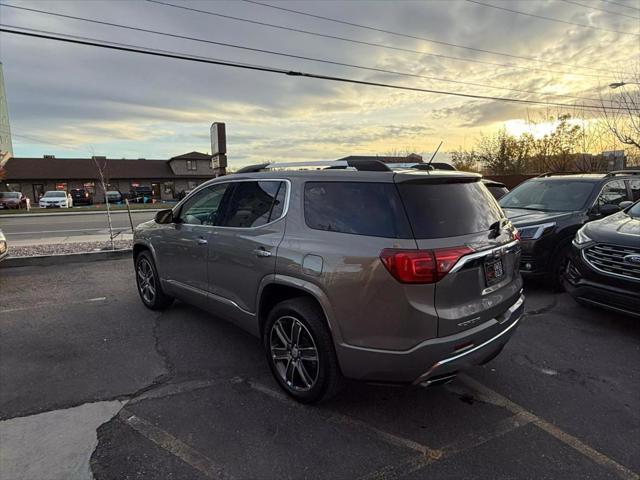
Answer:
[137,258,156,304]
[269,316,319,392]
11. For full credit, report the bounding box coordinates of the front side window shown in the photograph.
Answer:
[597,180,630,208]
[177,183,229,225]
[304,182,411,238]
[221,181,286,228]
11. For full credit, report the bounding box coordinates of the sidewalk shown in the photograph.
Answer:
[9,233,134,248]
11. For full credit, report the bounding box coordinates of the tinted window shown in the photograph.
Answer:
[0,192,19,198]
[398,181,503,239]
[597,180,630,208]
[631,180,640,202]
[221,181,286,228]
[304,182,411,238]
[486,185,509,200]
[44,192,66,198]
[178,183,229,225]
[499,180,594,212]
[628,201,640,218]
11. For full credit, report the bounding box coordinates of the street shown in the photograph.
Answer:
[1,259,638,480]
[0,211,156,242]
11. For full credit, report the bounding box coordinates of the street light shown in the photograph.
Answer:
[609,81,640,89]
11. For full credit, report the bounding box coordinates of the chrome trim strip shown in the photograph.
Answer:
[581,246,640,283]
[165,280,255,316]
[449,239,519,273]
[424,316,520,373]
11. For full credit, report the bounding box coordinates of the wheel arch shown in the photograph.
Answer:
[257,276,340,343]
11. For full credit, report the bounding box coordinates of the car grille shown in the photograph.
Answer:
[583,244,640,281]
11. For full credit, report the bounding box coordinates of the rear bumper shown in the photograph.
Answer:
[335,292,525,383]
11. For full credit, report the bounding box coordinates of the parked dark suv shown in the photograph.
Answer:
[499,171,640,289]
[70,188,93,206]
[564,200,640,318]
[133,160,524,403]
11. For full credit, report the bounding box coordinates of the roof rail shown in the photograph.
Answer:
[604,170,640,177]
[535,171,587,178]
[233,159,391,173]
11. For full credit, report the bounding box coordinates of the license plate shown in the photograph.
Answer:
[484,258,504,286]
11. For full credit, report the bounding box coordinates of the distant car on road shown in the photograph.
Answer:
[565,200,640,318]
[0,229,7,262]
[499,171,639,289]
[133,160,524,403]
[105,190,123,204]
[39,191,72,208]
[0,191,27,209]
[70,188,93,206]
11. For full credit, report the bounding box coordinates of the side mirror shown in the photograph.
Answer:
[619,200,634,210]
[154,208,174,224]
[599,204,621,216]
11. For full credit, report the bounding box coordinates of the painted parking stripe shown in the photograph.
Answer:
[0,297,107,314]
[460,375,639,480]
[120,409,234,480]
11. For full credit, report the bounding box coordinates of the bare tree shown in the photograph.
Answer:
[600,68,640,151]
[91,154,115,250]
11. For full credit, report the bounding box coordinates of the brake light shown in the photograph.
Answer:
[380,246,474,284]
[512,229,521,241]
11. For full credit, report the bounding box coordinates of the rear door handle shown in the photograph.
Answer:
[197,238,208,245]
[254,248,272,257]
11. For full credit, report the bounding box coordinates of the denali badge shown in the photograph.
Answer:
[458,316,481,327]
[623,254,640,265]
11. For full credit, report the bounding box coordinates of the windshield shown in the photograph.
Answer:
[43,191,67,198]
[628,201,640,218]
[0,192,19,199]
[499,180,595,212]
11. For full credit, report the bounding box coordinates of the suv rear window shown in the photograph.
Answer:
[304,182,412,238]
[397,180,504,239]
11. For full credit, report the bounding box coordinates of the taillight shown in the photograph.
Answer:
[380,246,474,284]
[512,229,521,241]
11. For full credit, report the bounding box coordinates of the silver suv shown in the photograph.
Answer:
[133,160,524,403]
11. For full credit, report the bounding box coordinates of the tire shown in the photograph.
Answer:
[263,297,343,404]
[550,244,571,292]
[135,251,174,310]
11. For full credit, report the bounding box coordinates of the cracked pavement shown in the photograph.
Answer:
[0,259,638,480]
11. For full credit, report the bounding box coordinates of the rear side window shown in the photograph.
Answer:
[304,182,412,238]
[221,181,286,228]
[398,180,504,239]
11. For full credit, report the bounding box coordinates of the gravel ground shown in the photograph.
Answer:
[8,240,133,257]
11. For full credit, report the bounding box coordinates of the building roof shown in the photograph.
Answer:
[170,151,212,160]
[5,157,177,180]
[337,154,423,164]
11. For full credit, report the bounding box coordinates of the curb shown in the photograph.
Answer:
[0,249,132,268]
[0,209,163,219]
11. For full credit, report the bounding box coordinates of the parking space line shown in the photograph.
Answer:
[459,375,640,480]
[0,297,107,314]
[247,379,438,457]
[357,412,532,480]
[120,409,234,480]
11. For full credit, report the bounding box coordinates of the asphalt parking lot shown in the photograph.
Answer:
[1,258,638,480]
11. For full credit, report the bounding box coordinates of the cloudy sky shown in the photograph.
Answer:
[1,0,638,167]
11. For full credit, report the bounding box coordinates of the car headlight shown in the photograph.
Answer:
[0,240,6,254]
[517,222,556,240]
[573,227,592,246]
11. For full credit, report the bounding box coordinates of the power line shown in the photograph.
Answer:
[144,0,610,80]
[0,3,607,103]
[2,25,630,112]
[558,0,640,19]
[241,0,629,75]
[466,0,639,36]
[600,0,640,12]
